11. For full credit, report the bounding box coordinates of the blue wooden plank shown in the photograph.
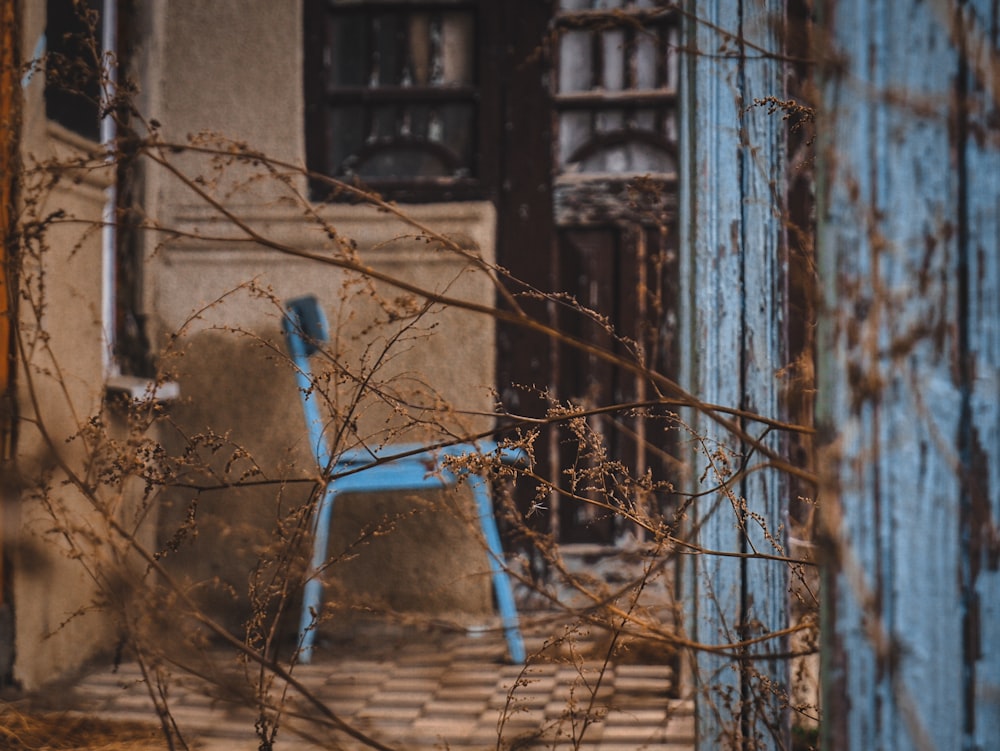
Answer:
[681,0,746,743]
[962,3,1000,747]
[680,1,789,747]
[737,2,790,743]
[815,0,1000,748]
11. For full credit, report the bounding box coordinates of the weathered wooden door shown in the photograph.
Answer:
[817,1,1000,748]
[497,1,681,545]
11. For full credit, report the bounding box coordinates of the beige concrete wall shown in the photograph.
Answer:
[138,1,500,630]
[10,133,112,690]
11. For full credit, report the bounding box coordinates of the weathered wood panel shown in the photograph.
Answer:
[962,4,1000,748]
[817,0,1000,748]
[738,4,791,744]
[680,0,789,747]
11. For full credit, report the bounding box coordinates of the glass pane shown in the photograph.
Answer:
[576,141,675,174]
[624,141,675,173]
[600,144,629,173]
[439,12,474,85]
[634,108,656,131]
[328,105,364,175]
[602,29,626,90]
[373,13,403,86]
[558,111,593,168]
[371,105,397,140]
[427,108,445,142]
[349,103,474,179]
[408,13,432,86]
[634,28,659,89]
[408,105,429,139]
[559,31,593,93]
[595,108,624,133]
[44,0,104,140]
[663,108,678,143]
[440,103,474,172]
[665,24,680,89]
[360,149,450,178]
[329,13,368,86]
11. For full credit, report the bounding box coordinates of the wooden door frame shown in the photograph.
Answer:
[495,2,683,547]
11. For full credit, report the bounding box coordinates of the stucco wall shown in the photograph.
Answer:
[9,3,158,688]
[10,135,112,690]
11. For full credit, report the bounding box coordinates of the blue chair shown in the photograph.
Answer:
[283,295,526,664]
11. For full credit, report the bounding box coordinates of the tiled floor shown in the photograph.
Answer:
[63,619,694,750]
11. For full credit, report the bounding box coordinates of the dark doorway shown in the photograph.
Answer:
[496,1,680,545]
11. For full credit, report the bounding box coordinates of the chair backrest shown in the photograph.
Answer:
[282,295,329,356]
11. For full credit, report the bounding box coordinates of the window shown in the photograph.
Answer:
[303,0,495,202]
[552,0,679,224]
[45,0,105,141]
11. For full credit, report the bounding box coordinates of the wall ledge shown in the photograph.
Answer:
[105,374,180,404]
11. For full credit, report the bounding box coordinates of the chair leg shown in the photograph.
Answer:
[298,483,339,664]
[467,475,526,663]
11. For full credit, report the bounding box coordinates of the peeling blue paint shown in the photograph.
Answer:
[818,1,1000,748]
[681,1,789,748]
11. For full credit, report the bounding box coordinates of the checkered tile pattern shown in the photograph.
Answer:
[66,623,694,750]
